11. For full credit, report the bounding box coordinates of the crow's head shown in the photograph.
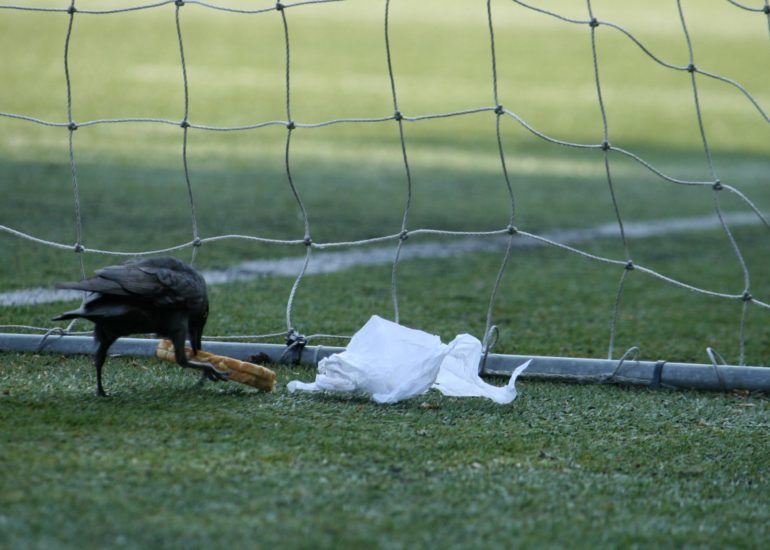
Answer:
[188,301,209,353]
[188,298,208,355]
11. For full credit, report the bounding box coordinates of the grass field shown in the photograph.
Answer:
[1,0,770,547]
[2,360,769,548]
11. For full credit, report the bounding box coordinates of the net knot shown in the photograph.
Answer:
[68,122,78,131]
[67,5,77,14]
[286,329,306,346]
[624,260,634,271]
[705,347,728,391]
[36,327,67,353]
[175,0,184,6]
[764,5,770,14]
[742,291,752,302]
[192,237,202,248]
[394,111,403,121]
[180,119,190,129]
[399,230,409,241]
[649,360,667,389]
[605,346,640,384]
[281,329,307,364]
[286,121,296,130]
[74,243,84,253]
[712,180,723,191]
[687,63,696,73]
[601,140,611,151]
[479,325,500,373]
[494,104,504,116]
[507,224,517,235]
[275,2,285,11]
[589,17,599,28]
[303,236,312,246]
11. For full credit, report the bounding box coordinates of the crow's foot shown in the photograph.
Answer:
[188,360,229,383]
[194,368,229,387]
[205,367,230,382]
[205,367,229,382]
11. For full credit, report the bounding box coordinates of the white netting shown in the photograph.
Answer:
[1,0,768,364]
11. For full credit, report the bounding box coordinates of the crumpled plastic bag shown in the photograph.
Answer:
[433,334,530,404]
[286,315,443,403]
[287,315,530,404]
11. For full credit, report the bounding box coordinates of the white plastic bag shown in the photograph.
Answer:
[287,315,530,404]
[287,315,445,403]
[434,334,530,404]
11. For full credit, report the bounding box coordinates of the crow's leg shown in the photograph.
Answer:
[170,330,228,382]
[94,327,117,397]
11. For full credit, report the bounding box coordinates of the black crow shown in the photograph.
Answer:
[53,256,226,396]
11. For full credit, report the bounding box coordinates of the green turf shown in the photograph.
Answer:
[1,0,770,546]
[1,356,769,549]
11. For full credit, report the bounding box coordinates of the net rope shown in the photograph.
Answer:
[1,0,768,365]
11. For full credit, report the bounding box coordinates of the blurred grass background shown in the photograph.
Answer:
[1,2,769,546]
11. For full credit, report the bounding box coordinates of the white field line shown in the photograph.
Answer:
[1,212,763,307]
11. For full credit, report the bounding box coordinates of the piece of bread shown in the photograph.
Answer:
[156,339,276,391]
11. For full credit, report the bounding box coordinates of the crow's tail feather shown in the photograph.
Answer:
[52,309,84,321]
[56,281,89,291]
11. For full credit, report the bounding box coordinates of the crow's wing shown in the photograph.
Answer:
[56,274,136,296]
[135,265,205,307]
[58,258,205,308]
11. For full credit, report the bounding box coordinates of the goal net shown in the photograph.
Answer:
[1,0,769,381]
